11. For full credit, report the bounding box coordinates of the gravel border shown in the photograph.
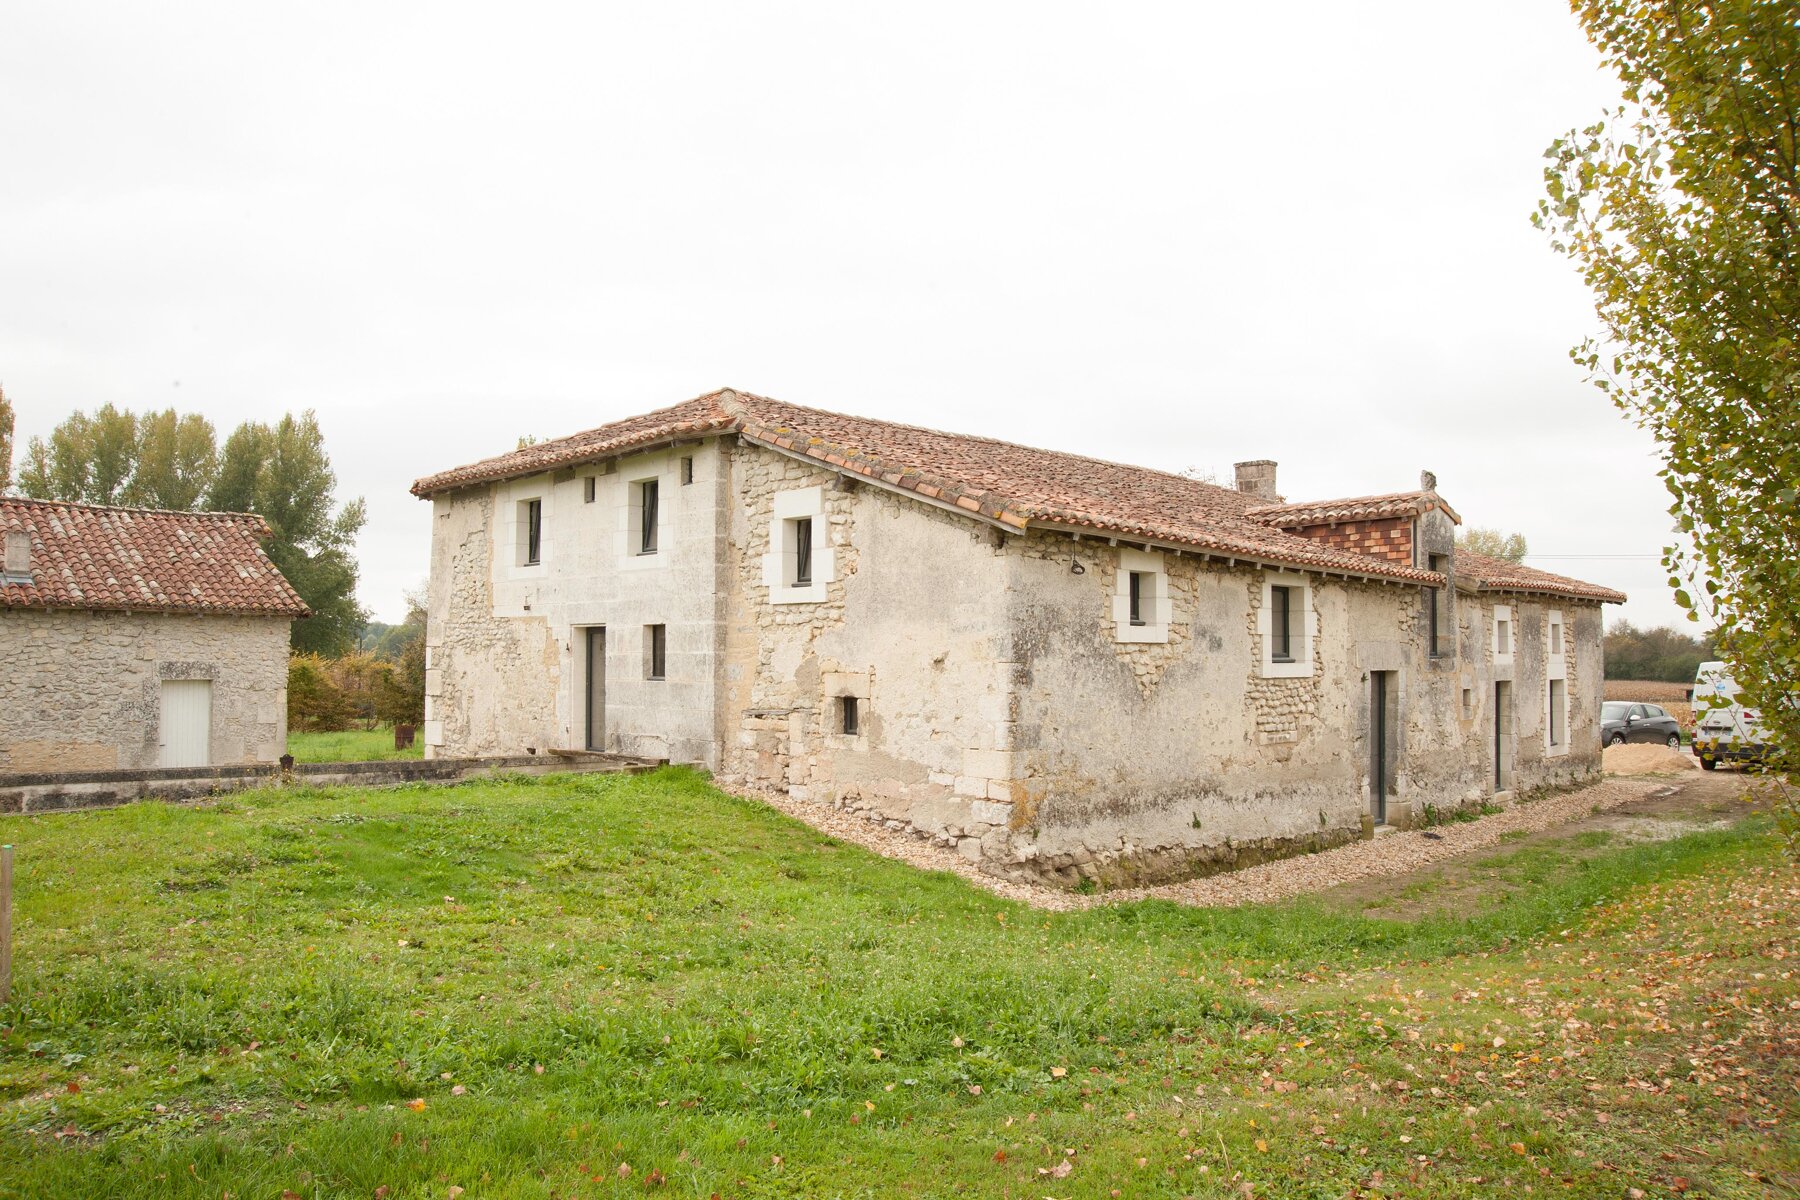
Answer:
[747,775,1671,911]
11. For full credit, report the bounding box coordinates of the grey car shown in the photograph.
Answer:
[1600,701,1683,749]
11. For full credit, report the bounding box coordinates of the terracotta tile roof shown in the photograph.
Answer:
[0,497,311,618]
[413,389,1444,585]
[1454,548,1627,604]
[1247,490,1462,527]
[409,392,740,495]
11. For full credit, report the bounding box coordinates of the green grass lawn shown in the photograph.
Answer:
[1,768,1795,1198]
[287,726,424,763]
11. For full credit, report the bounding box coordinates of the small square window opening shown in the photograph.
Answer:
[645,624,666,680]
[840,695,860,736]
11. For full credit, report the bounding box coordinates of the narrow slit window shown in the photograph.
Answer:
[646,624,666,680]
[680,456,694,485]
[1548,678,1566,748]
[583,476,596,504]
[1496,616,1510,655]
[840,695,860,736]
[1427,553,1446,657]
[792,517,813,586]
[1128,571,1146,626]
[638,480,659,555]
[524,498,542,565]
[1270,585,1294,662]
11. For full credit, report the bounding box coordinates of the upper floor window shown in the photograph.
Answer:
[519,498,543,566]
[1269,585,1295,661]
[1112,550,1169,643]
[1492,605,1513,662]
[792,517,813,585]
[680,456,694,485]
[1546,608,1566,682]
[635,480,659,555]
[583,476,596,504]
[761,485,833,604]
[1426,553,1448,658]
[1258,572,1314,678]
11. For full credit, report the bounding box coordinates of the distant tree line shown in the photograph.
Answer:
[12,402,367,655]
[289,592,425,732]
[1604,621,1715,683]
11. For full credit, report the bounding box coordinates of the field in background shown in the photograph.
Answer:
[0,768,1793,1197]
[285,726,424,763]
[1604,679,1693,727]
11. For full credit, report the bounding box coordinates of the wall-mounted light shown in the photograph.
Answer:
[1070,558,1086,575]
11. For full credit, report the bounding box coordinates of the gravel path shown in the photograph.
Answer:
[748,776,1672,912]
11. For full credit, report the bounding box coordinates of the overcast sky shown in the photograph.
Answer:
[1,3,1689,631]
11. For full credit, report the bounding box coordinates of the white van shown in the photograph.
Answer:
[1691,660,1767,770]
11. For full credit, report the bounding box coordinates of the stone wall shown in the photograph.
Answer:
[420,433,1610,890]
[716,441,1018,860]
[424,441,727,765]
[0,610,289,771]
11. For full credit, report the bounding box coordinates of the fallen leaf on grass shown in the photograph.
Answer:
[1050,1067,1067,1078]
[407,1099,426,1112]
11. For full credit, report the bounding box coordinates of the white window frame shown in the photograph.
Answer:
[1546,609,1566,677]
[1258,571,1315,678]
[1492,604,1513,664]
[1112,549,1170,643]
[512,493,547,570]
[1546,676,1568,757]
[616,469,669,571]
[761,485,834,604]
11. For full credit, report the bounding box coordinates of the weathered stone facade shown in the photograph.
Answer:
[424,431,1611,889]
[0,610,290,772]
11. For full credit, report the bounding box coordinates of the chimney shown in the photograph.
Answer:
[1233,460,1279,502]
[2,530,30,584]
[1420,469,1438,493]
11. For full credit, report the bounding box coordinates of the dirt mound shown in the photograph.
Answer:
[1603,742,1698,775]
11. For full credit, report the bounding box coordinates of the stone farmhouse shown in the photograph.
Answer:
[413,389,1626,887]
[0,498,308,772]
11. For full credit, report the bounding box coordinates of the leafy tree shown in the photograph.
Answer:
[1456,527,1529,563]
[217,412,368,656]
[286,653,354,732]
[127,410,218,510]
[1603,620,1717,681]
[0,387,13,492]
[1538,1,1797,819]
[20,403,366,655]
[18,404,139,504]
[373,593,426,729]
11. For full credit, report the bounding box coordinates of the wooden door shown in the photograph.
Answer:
[159,680,212,768]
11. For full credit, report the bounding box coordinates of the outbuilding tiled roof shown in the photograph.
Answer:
[1248,490,1462,528]
[413,389,1445,585]
[1455,548,1627,604]
[0,497,311,618]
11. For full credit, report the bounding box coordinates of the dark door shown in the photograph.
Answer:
[585,627,606,752]
[1370,671,1391,824]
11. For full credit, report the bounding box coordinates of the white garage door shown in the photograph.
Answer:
[159,680,212,768]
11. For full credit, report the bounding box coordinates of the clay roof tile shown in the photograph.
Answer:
[0,498,311,618]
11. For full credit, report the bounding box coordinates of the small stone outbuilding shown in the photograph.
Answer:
[0,498,309,772]
[413,389,1628,887]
